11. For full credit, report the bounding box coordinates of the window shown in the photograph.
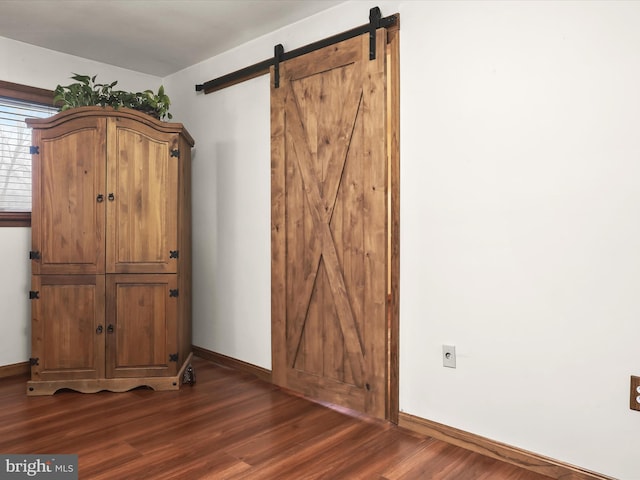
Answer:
[0,81,56,226]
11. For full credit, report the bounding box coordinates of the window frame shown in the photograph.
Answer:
[0,80,55,227]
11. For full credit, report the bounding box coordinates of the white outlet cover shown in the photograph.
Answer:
[442,345,456,368]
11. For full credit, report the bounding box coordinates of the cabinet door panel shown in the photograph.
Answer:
[105,274,178,378]
[30,275,105,381]
[31,118,106,274]
[106,118,179,274]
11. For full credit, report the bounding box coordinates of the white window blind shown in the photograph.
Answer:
[0,97,57,212]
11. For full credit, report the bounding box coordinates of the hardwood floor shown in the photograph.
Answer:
[0,356,554,479]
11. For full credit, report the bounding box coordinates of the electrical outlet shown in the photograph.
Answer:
[442,345,456,368]
[631,376,640,411]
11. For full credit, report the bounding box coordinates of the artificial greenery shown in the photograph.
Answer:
[54,74,172,120]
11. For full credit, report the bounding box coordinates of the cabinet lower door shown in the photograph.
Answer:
[106,274,178,378]
[30,275,105,381]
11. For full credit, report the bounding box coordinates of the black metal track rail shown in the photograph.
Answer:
[195,7,398,94]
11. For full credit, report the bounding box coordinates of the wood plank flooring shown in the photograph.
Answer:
[0,356,554,479]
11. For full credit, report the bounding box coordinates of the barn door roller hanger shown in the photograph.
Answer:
[195,7,398,94]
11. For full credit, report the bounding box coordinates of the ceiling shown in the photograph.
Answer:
[0,0,346,77]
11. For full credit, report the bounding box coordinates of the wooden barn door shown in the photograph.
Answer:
[271,29,394,419]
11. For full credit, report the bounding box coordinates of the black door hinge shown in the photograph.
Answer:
[29,146,39,155]
[169,353,178,362]
[29,291,40,299]
[169,289,179,297]
[170,149,180,158]
[29,357,39,366]
[29,251,41,260]
[169,250,179,259]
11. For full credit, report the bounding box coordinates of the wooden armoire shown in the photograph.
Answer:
[26,106,194,396]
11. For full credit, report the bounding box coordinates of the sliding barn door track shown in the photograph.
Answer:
[195,6,398,94]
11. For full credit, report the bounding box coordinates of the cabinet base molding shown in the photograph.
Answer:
[398,412,613,480]
[26,353,194,396]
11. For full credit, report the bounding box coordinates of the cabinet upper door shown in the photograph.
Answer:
[31,117,107,275]
[106,117,179,274]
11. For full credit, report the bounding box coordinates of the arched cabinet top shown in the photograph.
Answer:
[26,106,194,147]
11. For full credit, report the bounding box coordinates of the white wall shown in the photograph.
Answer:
[0,36,161,93]
[165,1,640,478]
[0,227,30,364]
[3,1,640,477]
[173,74,272,368]
[0,36,162,365]
[399,2,640,478]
